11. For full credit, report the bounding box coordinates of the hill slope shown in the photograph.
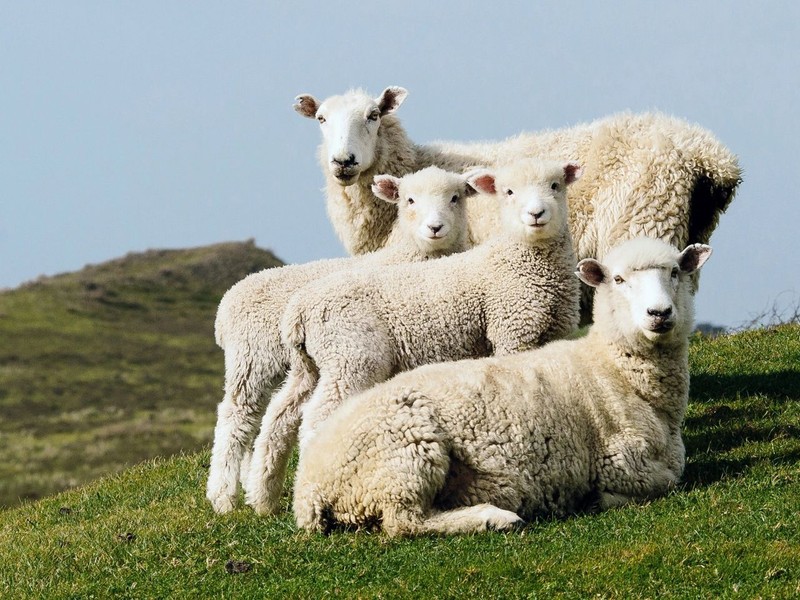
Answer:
[0,240,283,507]
[0,325,797,597]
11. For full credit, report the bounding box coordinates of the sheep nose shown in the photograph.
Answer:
[529,209,545,220]
[428,224,443,234]
[332,154,357,168]
[647,307,673,318]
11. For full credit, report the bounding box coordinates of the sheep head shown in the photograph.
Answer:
[577,238,712,346]
[372,166,475,253]
[468,160,581,244]
[295,87,408,186]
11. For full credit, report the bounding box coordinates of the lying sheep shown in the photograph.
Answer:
[245,159,582,515]
[292,237,712,535]
[296,86,740,321]
[206,167,475,514]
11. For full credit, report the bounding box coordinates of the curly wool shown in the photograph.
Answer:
[292,237,710,536]
[244,159,582,515]
[307,88,740,320]
[205,167,473,514]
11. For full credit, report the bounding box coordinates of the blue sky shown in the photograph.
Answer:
[2,2,798,328]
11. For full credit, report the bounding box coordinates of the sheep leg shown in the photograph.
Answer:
[297,355,393,453]
[245,365,317,515]
[598,462,678,510]
[296,381,343,452]
[383,504,524,536]
[239,448,252,491]
[206,347,283,514]
[597,434,680,509]
[293,480,328,533]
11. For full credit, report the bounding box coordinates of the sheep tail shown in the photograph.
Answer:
[283,307,305,354]
[281,300,319,384]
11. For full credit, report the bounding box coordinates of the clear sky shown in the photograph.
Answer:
[1,2,798,328]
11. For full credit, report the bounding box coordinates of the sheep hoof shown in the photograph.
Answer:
[481,506,525,532]
[208,494,236,514]
[245,497,281,516]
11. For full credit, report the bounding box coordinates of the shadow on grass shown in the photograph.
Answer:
[681,448,800,490]
[690,370,800,402]
[682,370,800,491]
[685,397,799,454]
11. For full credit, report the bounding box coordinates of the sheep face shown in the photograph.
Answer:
[577,238,712,345]
[372,167,474,253]
[294,87,408,186]
[468,160,581,243]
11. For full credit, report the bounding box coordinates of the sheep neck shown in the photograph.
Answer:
[486,228,575,270]
[587,326,690,420]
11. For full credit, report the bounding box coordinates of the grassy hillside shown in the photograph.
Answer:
[0,240,283,507]
[0,325,797,598]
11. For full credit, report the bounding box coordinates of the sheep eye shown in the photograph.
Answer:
[506,189,514,196]
[671,267,679,278]
[367,111,379,122]
[550,182,559,191]
[451,194,459,204]
[407,197,415,205]
[317,115,326,124]
[613,275,625,284]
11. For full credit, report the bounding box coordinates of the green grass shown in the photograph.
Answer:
[0,240,282,507]
[1,325,797,598]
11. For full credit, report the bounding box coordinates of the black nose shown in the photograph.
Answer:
[530,209,545,220]
[332,154,357,168]
[429,224,443,234]
[647,307,673,318]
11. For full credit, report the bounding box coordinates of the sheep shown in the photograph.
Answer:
[291,237,712,536]
[206,166,476,514]
[244,158,583,515]
[296,86,740,321]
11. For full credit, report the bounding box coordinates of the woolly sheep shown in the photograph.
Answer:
[206,166,476,514]
[292,237,712,536]
[295,86,740,321]
[244,159,583,515]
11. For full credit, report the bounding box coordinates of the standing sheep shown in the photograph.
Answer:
[292,237,712,536]
[296,86,740,320]
[245,159,582,515]
[206,167,476,514]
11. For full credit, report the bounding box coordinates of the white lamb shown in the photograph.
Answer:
[245,159,583,515]
[292,237,712,536]
[206,166,476,514]
[295,86,740,321]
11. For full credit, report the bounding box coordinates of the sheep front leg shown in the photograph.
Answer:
[597,433,680,509]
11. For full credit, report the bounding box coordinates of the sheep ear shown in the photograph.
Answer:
[466,170,496,195]
[377,87,408,116]
[576,258,607,288]
[294,94,320,119]
[372,175,401,203]
[463,167,488,197]
[678,244,713,274]
[564,162,583,185]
